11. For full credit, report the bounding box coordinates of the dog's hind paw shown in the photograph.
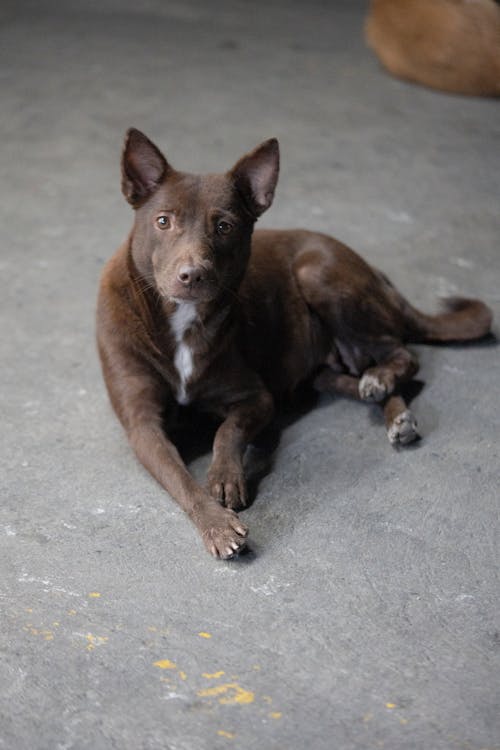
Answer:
[387,409,419,446]
[359,371,393,402]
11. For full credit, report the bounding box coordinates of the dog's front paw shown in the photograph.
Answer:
[207,464,248,511]
[387,409,419,446]
[195,501,248,559]
[359,370,394,402]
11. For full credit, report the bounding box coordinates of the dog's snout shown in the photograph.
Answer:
[169,257,215,301]
[177,265,205,286]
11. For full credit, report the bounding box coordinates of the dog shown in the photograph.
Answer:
[365,0,500,96]
[96,129,492,559]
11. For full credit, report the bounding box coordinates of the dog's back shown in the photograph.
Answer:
[365,0,500,96]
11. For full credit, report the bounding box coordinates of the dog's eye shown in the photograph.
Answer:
[217,221,232,236]
[156,215,171,230]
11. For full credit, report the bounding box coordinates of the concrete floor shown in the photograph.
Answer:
[1,1,499,748]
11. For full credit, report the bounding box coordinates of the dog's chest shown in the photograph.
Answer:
[169,303,198,405]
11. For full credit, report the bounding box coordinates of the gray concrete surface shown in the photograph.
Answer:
[1,1,499,748]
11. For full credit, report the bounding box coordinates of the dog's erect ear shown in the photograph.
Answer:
[230,138,280,218]
[121,128,170,207]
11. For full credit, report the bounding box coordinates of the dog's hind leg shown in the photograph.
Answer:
[358,345,419,403]
[383,393,419,446]
[314,368,419,446]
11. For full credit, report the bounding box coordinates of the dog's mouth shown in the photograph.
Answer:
[162,283,218,305]
[170,291,205,303]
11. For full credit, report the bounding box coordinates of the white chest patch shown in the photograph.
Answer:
[170,302,198,405]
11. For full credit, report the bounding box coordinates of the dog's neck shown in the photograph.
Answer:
[168,301,198,405]
[161,294,235,341]
[165,298,234,405]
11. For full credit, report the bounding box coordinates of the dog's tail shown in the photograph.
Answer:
[405,297,492,343]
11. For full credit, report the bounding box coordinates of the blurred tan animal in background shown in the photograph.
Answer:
[365,0,500,96]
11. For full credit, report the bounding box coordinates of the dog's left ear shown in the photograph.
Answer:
[230,138,280,218]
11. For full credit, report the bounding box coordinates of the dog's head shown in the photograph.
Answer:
[122,129,279,303]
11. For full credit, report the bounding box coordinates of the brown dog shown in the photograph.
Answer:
[96,129,492,558]
[365,0,500,96]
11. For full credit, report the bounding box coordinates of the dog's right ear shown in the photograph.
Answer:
[121,128,170,207]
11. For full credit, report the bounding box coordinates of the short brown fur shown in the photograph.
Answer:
[97,130,492,558]
[366,0,500,96]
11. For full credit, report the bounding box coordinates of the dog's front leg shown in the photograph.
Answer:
[207,390,274,510]
[99,350,248,559]
[129,416,250,555]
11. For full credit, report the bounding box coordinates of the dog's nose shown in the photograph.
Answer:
[177,265,205,286]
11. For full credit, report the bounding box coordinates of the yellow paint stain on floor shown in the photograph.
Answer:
[24,626,54,641]
[217,730,235,739]
[88,592,101,598]
[385,702,396,709]
[202,671,225,679]
[153,659,177,670]
[269,712,282,720]
[178,671,187,680]
[86,634,108,651]
[198,631,212,638]
[198,683,254,705]
[262,696,273,705]
[67,610,77,616]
